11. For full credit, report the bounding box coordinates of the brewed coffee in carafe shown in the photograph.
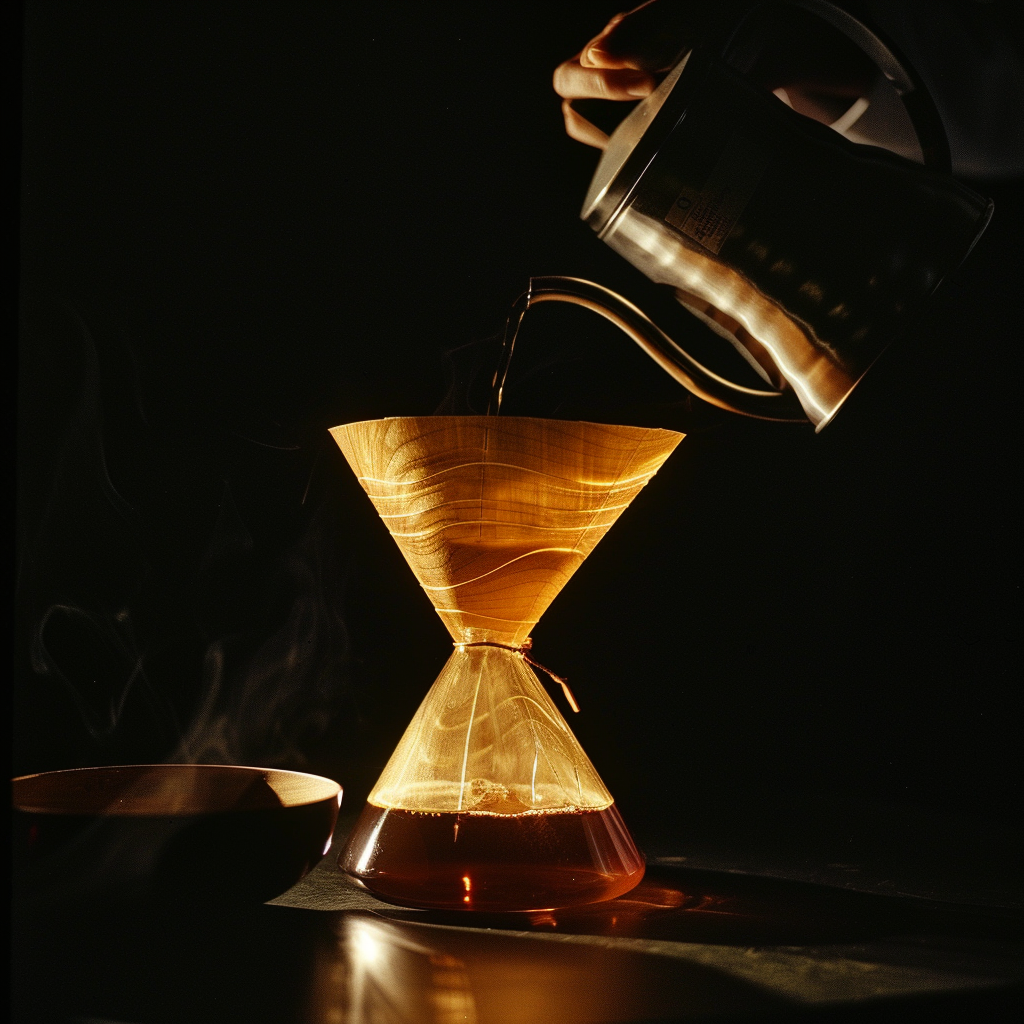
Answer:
[331,416,681,911]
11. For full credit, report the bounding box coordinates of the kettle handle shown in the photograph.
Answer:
[762,0,951,171]
[528,276,808,423]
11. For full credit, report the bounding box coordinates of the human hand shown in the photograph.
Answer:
[553,0,875,148]
[552,1,713,149]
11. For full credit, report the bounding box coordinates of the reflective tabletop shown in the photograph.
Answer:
[13,809,1023,1024]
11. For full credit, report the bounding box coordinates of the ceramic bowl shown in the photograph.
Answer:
[12,764,341,903]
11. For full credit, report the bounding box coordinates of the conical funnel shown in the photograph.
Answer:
[330,416,682,645]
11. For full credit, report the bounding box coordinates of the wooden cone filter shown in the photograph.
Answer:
[330,416,683,645]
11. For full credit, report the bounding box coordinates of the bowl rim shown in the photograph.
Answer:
[11,763,343,816]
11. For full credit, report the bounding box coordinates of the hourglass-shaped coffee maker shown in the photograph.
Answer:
[330,415,681,912]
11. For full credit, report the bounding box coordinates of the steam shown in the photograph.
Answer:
[31,603,165,743]
[434,332,504,415]
[17,305,350,774]
[169,495,350,769]
[17,311,180,764]
[431,300,603,421]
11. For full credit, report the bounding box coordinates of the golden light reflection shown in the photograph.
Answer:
[338,917,479,1024]
[351,925,382,967]
[307,912,784,1024]
[302,878,1005,1022]
[607,213,855,427]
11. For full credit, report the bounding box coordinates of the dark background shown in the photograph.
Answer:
[15,2,1022,875]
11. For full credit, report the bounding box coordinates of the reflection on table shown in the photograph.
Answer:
[14,852,1022,1024]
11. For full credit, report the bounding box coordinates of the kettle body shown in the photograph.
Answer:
[578,0,993,429]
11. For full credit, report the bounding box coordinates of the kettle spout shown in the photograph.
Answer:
[527,277,808,423]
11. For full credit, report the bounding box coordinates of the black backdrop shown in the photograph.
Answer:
[16,3,1022,861]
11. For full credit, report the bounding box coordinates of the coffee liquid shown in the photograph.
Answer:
[340,802,644,912]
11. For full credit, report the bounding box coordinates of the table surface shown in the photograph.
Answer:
[12,808,1024,1024]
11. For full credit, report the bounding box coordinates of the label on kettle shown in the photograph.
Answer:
[666,132,768,254]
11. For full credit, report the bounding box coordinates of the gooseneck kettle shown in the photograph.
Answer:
[540,0,993,430]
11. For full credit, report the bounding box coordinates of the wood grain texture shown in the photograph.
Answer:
[330,416,683,645]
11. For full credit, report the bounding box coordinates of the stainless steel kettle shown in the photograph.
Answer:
[543,0,993,430]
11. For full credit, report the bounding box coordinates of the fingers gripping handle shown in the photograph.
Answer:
[564,98,611,148]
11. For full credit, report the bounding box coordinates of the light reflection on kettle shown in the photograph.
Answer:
[548,0,993,430]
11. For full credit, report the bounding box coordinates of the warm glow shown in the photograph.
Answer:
[331,417,659,911]
[610,213,850,426]
[353,809,388,874]
[330,416,682,651]
[329,416,681,818]
[352,926,383,966]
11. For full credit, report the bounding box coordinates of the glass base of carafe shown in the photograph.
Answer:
[339,801,645,912]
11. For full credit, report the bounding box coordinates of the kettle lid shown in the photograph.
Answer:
[581,52,695,231]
